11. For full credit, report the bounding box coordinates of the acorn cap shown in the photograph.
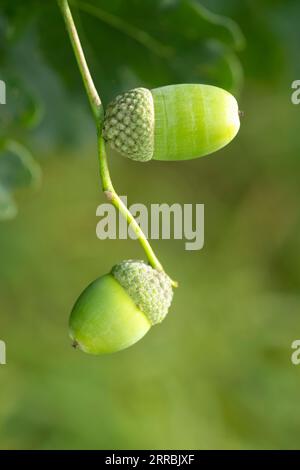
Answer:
[112,260,173,325]
[103,88,154,162]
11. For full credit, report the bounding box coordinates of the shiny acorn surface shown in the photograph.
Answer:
[152,84,240,161]
[69,274,151,355]
[69,260,173,355]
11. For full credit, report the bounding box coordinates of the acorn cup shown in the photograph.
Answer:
[69,260,174,355]
[103,84,240,162]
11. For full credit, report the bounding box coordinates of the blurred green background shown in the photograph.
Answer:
[1,0,300,450]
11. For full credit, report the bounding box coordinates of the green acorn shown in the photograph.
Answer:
[69,260,173,355]
[103,84,240,162]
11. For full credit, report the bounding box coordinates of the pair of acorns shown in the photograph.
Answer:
[70,83,240,355]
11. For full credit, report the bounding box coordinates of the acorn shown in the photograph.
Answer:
[102,84,240,162]
[69,260,173,355]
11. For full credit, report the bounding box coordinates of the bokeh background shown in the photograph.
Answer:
[1,0,300,449]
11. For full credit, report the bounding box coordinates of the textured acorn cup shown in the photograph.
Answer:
[102,84,240,162]
[69,260,173,355]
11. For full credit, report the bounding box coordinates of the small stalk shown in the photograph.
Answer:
[97,133,165,274]
[57,0,103,124]
[57,0,178,287]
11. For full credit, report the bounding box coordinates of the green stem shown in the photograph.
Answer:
[57,0,103,123]
[58,0,177,287]
[97,133,165,273]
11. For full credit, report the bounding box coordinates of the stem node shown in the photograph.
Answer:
[104,190,114,201]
